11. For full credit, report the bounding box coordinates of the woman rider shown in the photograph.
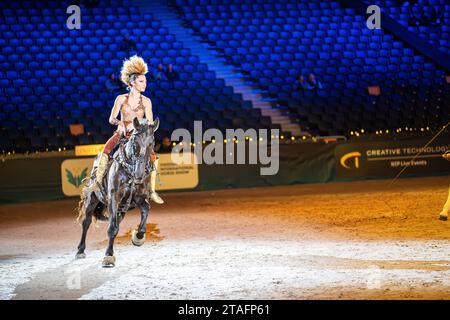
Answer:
[85,55,164,204]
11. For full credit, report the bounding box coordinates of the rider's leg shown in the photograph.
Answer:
[85,131,121,192]
[149,155,164,204]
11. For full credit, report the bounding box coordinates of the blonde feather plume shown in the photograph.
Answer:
[120,55,148,86]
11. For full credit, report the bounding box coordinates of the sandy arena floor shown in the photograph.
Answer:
[0,176,449,300]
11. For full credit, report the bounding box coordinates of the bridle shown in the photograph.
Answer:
[114,125,154,185]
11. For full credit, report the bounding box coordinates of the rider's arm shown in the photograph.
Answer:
[109,95,125,125]
[144,97,154,125]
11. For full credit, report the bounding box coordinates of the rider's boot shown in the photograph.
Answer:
[84,152,109,193]
[149,170,164,204]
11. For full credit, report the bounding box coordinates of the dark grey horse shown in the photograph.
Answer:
[76,117,159,267]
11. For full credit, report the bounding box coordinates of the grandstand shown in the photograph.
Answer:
[174,0,449,136]
[0,0,449,152]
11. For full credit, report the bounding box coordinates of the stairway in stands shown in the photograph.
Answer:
[133,0,304,136]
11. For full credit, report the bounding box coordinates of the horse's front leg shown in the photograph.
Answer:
[132,198,150,246]
[103,194,121,267]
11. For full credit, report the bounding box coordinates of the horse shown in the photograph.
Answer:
[75,117,159,267]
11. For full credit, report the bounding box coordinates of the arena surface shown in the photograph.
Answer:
[0,176,449,300]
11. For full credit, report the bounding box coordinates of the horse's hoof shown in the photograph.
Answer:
[439,215,448,221]
[131,229,145,246]
[75,252,86,259]
[102,255,116,267]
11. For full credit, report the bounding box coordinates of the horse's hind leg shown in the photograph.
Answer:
[76,193,98,259]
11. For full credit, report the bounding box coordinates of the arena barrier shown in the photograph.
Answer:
[0,137,449,203]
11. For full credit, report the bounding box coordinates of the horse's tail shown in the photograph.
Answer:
[76,188,107,226]
[76,154,103,225]
[76,187,88,225]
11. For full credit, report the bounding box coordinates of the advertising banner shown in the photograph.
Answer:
[60,153,199,196]
[335,139,450,179]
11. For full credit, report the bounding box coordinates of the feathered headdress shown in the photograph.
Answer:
[120,55,148,87]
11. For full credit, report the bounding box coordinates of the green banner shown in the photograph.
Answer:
[335,138,450,180]
[0,139,448,204]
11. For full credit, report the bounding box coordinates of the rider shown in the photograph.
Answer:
[85,55,164,204]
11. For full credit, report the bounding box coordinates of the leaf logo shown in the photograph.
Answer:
[65,168,88,188]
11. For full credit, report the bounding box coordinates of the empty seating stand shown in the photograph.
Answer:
[175,0,449,136]
[0,0,275,153]
[370,0,449,54]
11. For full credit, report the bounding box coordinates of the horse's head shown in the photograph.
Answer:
[126,117,159,184]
